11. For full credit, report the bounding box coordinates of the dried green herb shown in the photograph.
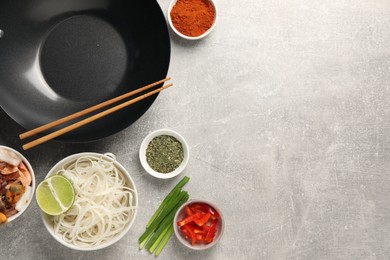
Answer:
[146,135,184,173]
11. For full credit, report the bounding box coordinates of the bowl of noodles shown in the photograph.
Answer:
[39,152,138,251]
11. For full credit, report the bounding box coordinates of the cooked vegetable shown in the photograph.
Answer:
[15,186,32,211]
[0,149,32,223]
[139,176,190,256]
[6,182,25,204]
[0,212,7,224]
[0,148,22,166]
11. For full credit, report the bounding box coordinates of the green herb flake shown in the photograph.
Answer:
[146,135,184,173]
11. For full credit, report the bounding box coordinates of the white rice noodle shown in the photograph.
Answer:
[52,155,137,248]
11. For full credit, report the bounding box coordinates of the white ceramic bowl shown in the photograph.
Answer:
[173,199,224,250]
[40,152,138,251]
[168,0,218,40]
[139,129,189,179]
[0,145,35,223]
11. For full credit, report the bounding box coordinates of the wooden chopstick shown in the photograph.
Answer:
[19,77,171,140]
[22,83,173,150]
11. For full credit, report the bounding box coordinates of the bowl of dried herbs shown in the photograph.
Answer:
[139,129,189,179]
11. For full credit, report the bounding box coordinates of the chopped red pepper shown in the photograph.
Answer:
[193,228,207,235]
[191,203,220,219]
[190,203,209,214]
[185,206,193,216]
[183,225,196,246]
[196,234,204,241]
[191,208,206,214]
[193,212,211,226]
[205,219,218,243]
[204,233,216,243]
[177,203,220,245]
[177,212,201,227]
[202,224,210,231]
[180,227,191,240]
[209,206,220,219]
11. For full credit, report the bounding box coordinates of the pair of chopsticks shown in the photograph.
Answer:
[19,78,173,150]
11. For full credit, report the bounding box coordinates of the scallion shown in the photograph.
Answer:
[145,194,189,250]
[155,225,175,257]
[146,176,189,228]
[148,224,170,253]
[138,176,190,256]
[138,190,188,244]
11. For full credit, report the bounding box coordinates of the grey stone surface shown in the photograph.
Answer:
[1,0,390,259]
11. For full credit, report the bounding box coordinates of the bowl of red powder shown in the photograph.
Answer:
[168,0,217,40]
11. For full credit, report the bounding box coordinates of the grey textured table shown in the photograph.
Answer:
[1,0,390,259]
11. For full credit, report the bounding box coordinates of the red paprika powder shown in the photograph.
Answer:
[170,0,215,37]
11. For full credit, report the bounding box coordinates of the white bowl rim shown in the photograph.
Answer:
[40,152,138,251]
[173,199,224,250]
[167,0,218,40]
[139,129,189,179]
[0,145,35,223]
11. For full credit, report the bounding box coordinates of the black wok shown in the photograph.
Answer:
[0,0,170,142]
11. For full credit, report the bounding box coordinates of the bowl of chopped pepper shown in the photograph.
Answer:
[173,199,224,250]
[139,129,189,179]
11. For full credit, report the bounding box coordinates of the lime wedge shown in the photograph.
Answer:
[36,175,75,215]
